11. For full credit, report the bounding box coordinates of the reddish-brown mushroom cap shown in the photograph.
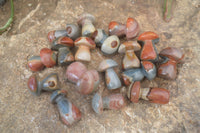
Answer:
[159,47,184,62]
[126,17,140,39]
[138,31,159,41]
[118,41,141,53]
[147,88,170,104]
[74,37,96,49]
[129,81,141,103]
[40,48,57,68]
[108,21,126,37]
[27,74,38,93]
[56,37,74,47]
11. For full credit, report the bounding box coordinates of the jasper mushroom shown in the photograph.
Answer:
[98,59,121,90]
[27,56,44,72]
[51,90,81,126]
[92,29,120,54]
[40,48,57,68]
[47,24,80,42]
[141,61,157,80]
[27,73,60,96]
[77,13,95,37]
[138,31,159,62]
[158,47,184,80]
[74,37,96,62]
[118,41,141,69]
[127,81,170,104]
[92,93,126,114]
[66,62,100,95]
[122,68,144,86]
[108,17,140,40]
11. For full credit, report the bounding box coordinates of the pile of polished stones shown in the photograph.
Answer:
[27,13,184,126]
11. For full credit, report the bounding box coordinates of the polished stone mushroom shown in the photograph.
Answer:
[51,90,81,126]
[98,59,121,90]
[47,24,80,42]
[40,48,57,68]
[27,56,44,72]
[92,29,120,54]
[138,31,159,62]
[108,17,140,40]
[118,41,141,69]
[127,81,170,104]
[141,61,157,80]
[158,47,184,80]
[74,37,96,62]
[92,93,126,114]
[77,13,96,37]
[27,73,60,96]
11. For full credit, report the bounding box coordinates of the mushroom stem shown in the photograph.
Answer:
[139,88,150,101]
[75,45,91,62]
[123,50,140,69]
[105,68,122,90]
[82,19,95,37]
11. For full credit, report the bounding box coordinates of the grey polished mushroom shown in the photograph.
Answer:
[98,59,121,90]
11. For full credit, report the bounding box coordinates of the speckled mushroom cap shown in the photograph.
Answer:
[74,37,96,49]
[77,13,95,26]
[138,31,159,42]
[50,89,67,104]
[126,17,140,40]
[159,47,184,62]
[98,59,118,72]
[127,81,141,103]
[118,41,141,53]
[92,93,103,114]
[27,74,40,96]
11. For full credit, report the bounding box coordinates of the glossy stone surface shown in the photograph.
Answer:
[51,90,81,126]
[141,61,156,80]
[66,62,87,83]
[77,13,96,37]
[76,70,100,95]
[122,68,144,86]
[92,93,126,114]
[138,31,159,62]
[27,73,60,96]
[51,36,74,51]
[74,37,96,62]
[128,81,170,104]
[91,29,108,47]
[158,47,184,80]
[58,47,74,66]
[40,48,57,68]
[118,41,141,70]
[47,30,68,43]
[108,17,140,40]
[98,59,121,90]
[27,56,44,72]
[66,24,80,40]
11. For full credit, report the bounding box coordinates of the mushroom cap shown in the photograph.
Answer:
[118,41,141,53]
[74,37,96,49]
[159,47,184,62]
[27,74,40,96]
[47,30,68,43]
[101,35,120,54]
[128,81,141,103]
[76,70,99,95]
[66,62,87,83]
[50,89,67,104]
[92,93,103,114]
[98,59,118,72]
[91,29,108,46]
[138,31,159,42]
[27,56,44,72]
[52,36,74,51]
[40,48,57,68]
[66,24,80,40]
[126,17,140,40]
[77,13,95,26]
[141,61,156,80]
[108,21,126,37]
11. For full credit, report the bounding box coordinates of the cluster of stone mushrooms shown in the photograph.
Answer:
[27,13,184,126]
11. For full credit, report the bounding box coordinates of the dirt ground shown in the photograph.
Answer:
[0,0,200,132]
